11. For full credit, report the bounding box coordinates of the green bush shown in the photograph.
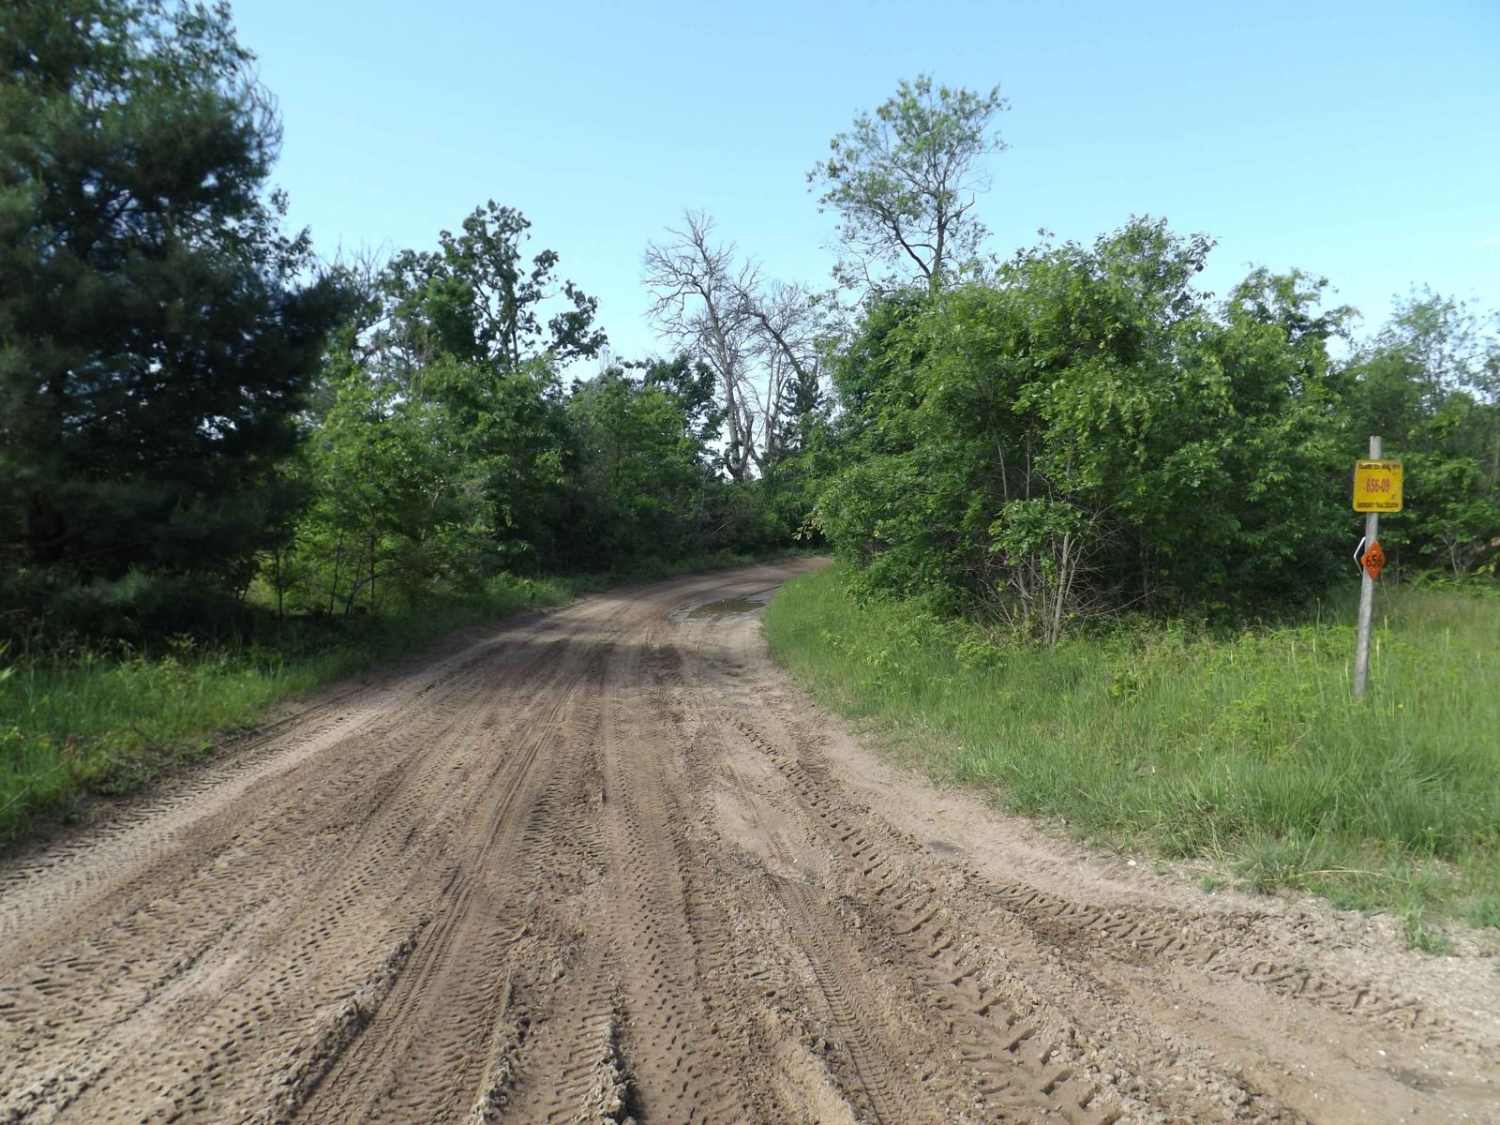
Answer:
[816,224,1499,631]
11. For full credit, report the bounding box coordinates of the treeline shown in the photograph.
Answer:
[0,2,816,644]
[255,201,809,622]
[3,3,1496,651]
[794,81,1499,638]
[817,228,1500,638]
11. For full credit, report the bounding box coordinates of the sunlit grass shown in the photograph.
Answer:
[765,565,1500,942]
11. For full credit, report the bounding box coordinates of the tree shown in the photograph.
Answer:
[644,212,762,479]
[0,0,347,584]
[306,362,483,613]
[817,219,1356,628]
[739,280,828,467]
[297,203,605,586]
[809,75,1007,294]
[375,201,605,377]
[565,367,711,566]
[1344,291,1500,577]
[644,212,831,479]
[636,354,724,454]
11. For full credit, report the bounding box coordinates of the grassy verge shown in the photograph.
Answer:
[0,574,571,844]
[0,549,797,844]
[765,565,1500,945]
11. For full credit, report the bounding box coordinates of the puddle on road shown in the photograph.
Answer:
[683,596,768,619]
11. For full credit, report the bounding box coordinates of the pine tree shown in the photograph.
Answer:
[0,0,347,585]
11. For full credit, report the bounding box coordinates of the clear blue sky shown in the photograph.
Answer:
[234,0,1499,364]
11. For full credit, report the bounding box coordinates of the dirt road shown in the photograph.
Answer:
[2,561,1496,1124]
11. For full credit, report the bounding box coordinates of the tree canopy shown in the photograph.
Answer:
[0,0,348,584]
[2,26,1494,647]
[809,75,1008,294]
[816,219,1498,634]
[375,201,606,375]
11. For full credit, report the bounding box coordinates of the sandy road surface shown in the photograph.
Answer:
[2,560,1497,1124]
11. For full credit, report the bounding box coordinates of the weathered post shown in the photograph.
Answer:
[1352,436,1381,699]
[1351,436,1402,699]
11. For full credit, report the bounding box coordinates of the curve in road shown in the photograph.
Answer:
[1,560,1496,1123]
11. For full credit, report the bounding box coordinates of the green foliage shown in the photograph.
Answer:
[1468,896,1500,930]
[279,189,818,615]
[810,74,1007,292]
[815,218,1500,628]
[2,146,805,644]
[564,366,714,568]
[276,349,581,611]
[253,199,802,618]
[1343,291,1500,578]
[1400,904,1454,956]
[375,200,606,373]
[766,565,1500,927]
[0,0,348,586]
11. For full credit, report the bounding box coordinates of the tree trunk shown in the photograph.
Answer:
[329,535,344,616]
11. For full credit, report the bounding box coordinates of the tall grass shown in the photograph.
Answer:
[765,566,1500,940]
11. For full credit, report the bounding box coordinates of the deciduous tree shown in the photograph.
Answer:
[809,75,1007,294]
[376,201,605,377]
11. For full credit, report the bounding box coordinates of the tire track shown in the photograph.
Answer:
[1,560,1493,1125]
[730,706,1464,1053]
[7,640,558,1123]
[0,611,565,946]
[717,710,1315,1122]
[589,635,745,1124]
[772,878,951,1125]
[295,636,618,1123]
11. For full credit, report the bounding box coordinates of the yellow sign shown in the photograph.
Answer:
[1353,459,1403,512]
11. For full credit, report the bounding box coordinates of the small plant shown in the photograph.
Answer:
[1467,897,1500,929]
[1106,666,1143,701]
[954,637,1006,673]
[1401,906,1454,955]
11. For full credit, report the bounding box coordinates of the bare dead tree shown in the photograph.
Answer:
[646,213,834,475]
[733,280,826,465]
[643,212,762,479]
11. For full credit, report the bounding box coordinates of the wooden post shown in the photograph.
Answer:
[1352,435,1381,700]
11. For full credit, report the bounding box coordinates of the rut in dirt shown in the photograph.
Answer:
[1,560,1496,1124]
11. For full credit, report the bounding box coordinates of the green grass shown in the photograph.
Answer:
[765,565,1500,943]
[0,548,802,845]
[0,573,572,844]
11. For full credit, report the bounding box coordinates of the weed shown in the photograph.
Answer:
[1402,905,1454,955]
[765,565,1500,930]
[1467,897,1500,929]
